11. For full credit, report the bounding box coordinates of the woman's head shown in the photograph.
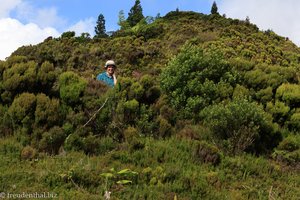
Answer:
[105,60,116,76]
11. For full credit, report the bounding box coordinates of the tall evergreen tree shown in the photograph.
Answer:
[127,0,144,27]
[95,14,107,38]
[211,1,219,15]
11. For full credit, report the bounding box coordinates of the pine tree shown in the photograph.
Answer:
[211,1,219,15]
[95,14,107,38]
[127,0,144,27]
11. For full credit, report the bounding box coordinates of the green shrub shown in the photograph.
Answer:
[160,43,231,119]
[97,137,117,154]
[277,134,300,152]
[176,125,201,140]
[137,23,164,40]
[81,134,100,155]
[232,84,250,100]
[266,101,290,125]
[121,99,139,124]
[123,126,138,142]
[157,116,172,138]
[176,125,213,142]
[128,82,144,101]
[287,112,300,131]
[276,83,300,107]
[65,128,115,155]
[2,61,37,95]
[200,99,280,154]
[193,141,221,166]
[0,105,13,136]
[21,146,37,160]
[39,126,66,154]
[37,61,56,88]
[8,93,36,133]
[144,86,161,105]
[64,133,84,152]
[273,149,300,165]
[61,31,75,38]
[256,87,273,104]
[59,71,87,105]
[35,93,61,128]
[0,137,23,157]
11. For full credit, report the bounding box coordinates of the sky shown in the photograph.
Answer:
[1,0,300,60]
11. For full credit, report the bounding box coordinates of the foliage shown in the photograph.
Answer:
[277,134,300,152]
[8,93,36,133]
[266,101,290,125]
[118,10,130,30]
[37,61,57,88]
[193,140,221,166]
[95,14,107,38]
[127,0,144,27]
[161,43,232,119]
[2,61,37,99]
[1,9,300,199]
[58,71,87,105]
[276,83,300,107]
[61,31,75,39]
[0,105,12,136]
[211,1,219,15]
[273,134,300,165]
[38,126,66,154]
[35,93,61,128]
[288,111,300,130]
[100,168,138,193]
[200,99,281,154]
[21,146,37,160]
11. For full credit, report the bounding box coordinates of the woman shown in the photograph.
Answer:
[96,60,117,87]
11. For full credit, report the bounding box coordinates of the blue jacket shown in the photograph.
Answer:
[97,72,114,87]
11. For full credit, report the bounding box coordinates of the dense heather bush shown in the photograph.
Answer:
[276,83,300,107]
[59,71,87,105]
[2,61,37,95]
[160,43,233,119]
[273,149,300,166]
[266,101,290,125]
[287,112,300,131]
[0,105,13,136]
[37,61,57,89]
[200,99,281,154]
[35,93,61,128]
[39,126,66,154]
[8,93,36,133]
[277,134,300,152]
[21,146,37,160]
[193,141,221,166]
[157,116,172,138]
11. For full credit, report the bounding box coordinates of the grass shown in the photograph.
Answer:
[0,136,299,199]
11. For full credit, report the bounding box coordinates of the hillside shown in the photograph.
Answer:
[0,11,299,199]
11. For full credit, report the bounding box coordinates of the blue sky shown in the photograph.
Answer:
[9,0,214,32]
[1,0,300,60]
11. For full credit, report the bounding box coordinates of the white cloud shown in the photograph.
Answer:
[0,18,60,60]
[67,18,95,36]
[218,0,300,46]
[0,0,21,17]
[15,2,66,29]
[0,0,64,60]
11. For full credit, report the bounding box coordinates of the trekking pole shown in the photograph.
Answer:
[82,97,109,128]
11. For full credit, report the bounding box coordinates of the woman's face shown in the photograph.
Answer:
[106,65,115,76]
